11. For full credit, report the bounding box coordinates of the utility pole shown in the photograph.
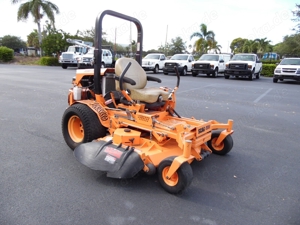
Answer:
[165,25,168,55]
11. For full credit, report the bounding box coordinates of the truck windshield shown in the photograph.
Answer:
[280,58,300,65]
[67,46,85,53]
[171,55,188,60]
[144,54,160,59]
[199,55,219,61]
[232,55,255,61]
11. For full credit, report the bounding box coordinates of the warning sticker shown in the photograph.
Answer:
[104,147,123,158]
[104,154,116,164]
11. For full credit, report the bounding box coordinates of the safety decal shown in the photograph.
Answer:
[104,146,123,158]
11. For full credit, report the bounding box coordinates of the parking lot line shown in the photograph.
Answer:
[253,88,273,103]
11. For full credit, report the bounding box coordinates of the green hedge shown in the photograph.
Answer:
[261,64,276,77]
[0,46,14,62]
[262,60,280,64]
[39,57,59,66]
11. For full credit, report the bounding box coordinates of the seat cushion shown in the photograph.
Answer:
[130,88,169,103]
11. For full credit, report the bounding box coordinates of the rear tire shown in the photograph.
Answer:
[207,131,233,155]
[62,104,107,150]
[163,72,168,75]
[158,156,193,194]
[273,77,278,83]
[224,74,229,79]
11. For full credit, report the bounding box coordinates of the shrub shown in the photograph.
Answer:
[0,46,14,62]
[261,64,276,77]
[262,60,280,65]
[39,57,59,66]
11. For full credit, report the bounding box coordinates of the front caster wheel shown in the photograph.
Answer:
[158,156,193,194]
[207,131,233,155]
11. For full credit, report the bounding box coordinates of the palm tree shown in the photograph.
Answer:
[242,40,257,53]
[11,0,60,56]
[207,39,222,53]
[254,38,271,57]
[190,24,215,54]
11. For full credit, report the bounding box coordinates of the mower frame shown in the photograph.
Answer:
[62,10,234,194]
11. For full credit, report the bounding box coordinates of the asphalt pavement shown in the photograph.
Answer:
[0,65,299,225]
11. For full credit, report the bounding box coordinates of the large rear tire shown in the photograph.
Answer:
[62,104,107,150]
[207,131,233,155]
[158,156,193,194]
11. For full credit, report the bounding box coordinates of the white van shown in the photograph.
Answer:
[191,54,231,77]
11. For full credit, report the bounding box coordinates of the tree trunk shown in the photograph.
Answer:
[37,21,42,57]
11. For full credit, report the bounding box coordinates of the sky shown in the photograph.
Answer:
[0,0,298,52]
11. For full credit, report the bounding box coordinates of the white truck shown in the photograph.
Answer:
[142,53,166,73]
[77,48,113,69]
[273,57,300,83]
[224,53,262,80]
[163,54,195,76]
[59,39,93,69]
[191,53,231,77]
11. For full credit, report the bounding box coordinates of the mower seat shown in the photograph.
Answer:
[115,58,169,104]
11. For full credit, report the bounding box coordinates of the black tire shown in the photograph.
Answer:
[206,74,210,76]
[280,79,283,81]
[62,104,107,150]
[207,131,233,155]
[62,64,68,69]
[158,156,193,194]
[212,68,218,77]
[256,70,261,79]
[153,65,159,74]
[224,74,229,79]
[77,63,84,69]
[273,77,278,83]
[163,72,168,75]
[248,71,254,81]
[192,72,198,77]
[180,67,187,76]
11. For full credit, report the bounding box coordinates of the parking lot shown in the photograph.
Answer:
[0,65,299,225]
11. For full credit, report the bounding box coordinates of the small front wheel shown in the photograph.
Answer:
[207,131,233,155]
[158,157,193,194]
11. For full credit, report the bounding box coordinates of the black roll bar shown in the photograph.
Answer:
[93,10,143,95]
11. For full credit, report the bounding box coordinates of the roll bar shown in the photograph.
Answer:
[93,10,143,95]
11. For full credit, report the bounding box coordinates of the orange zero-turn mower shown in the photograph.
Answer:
[61,10,234,194]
